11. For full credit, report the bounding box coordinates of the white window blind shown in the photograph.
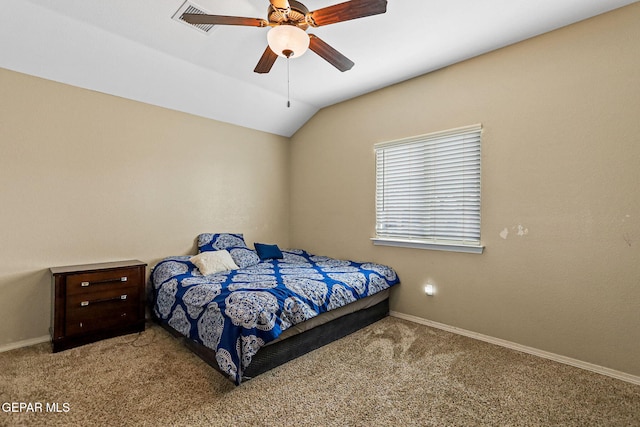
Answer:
[374,124,482,252]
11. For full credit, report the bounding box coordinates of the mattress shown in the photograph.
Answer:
[269,288,389,344]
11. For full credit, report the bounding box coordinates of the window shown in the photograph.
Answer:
[373,124,483,254]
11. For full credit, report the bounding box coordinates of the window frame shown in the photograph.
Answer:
[372,124,484,254]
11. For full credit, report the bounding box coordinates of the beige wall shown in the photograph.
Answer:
[0,69,290,346]
[290,4,640,376]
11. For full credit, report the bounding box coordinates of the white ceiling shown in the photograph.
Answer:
[2,0,637,136]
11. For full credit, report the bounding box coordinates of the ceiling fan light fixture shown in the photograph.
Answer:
[267,25,309,58]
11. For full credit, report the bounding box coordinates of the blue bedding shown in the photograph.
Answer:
[151,249,399,384]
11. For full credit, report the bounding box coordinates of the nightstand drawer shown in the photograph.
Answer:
[65,296,139,335]
[66,268,142,296]
[66,289,139,310]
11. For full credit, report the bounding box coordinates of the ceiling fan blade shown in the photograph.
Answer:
[308,34,354,72]
[181,13,267,27]
[269,0,291,10]
[307,0,387,27]
[254,46,279,74]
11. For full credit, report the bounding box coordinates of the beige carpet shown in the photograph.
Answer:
[1,317,639,426]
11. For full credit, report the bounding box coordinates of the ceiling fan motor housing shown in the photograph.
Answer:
[268,0,310,29]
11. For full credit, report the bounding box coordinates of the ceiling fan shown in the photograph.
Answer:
[181,0,388,74]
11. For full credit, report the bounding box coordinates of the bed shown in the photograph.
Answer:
[150,233,400,385]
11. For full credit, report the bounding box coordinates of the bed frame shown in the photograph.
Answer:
[155,298,389,383]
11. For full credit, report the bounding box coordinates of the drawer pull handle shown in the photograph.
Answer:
[78,276,128,287]
[78,294,128,307]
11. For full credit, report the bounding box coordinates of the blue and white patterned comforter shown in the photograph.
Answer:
[151,249,400,384]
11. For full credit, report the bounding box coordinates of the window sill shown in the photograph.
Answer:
[371,238,484,254]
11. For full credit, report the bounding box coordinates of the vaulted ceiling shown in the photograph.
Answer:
[2,0,636,136]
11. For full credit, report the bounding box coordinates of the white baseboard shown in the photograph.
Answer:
[390,311,640,386]
[0,335,50,353]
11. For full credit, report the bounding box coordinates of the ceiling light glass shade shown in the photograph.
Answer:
[267,25,310,58]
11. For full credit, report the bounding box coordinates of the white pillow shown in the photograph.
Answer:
[190,250,239,275]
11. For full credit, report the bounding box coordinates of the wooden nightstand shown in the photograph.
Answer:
[50,260,147,352]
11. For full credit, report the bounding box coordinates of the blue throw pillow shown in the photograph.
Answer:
[197,233,260,268]
[254,243,284,260]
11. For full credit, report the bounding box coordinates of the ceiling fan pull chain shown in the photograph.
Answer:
[287,56,291,108]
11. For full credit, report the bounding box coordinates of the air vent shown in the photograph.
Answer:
[172,1,214,34]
